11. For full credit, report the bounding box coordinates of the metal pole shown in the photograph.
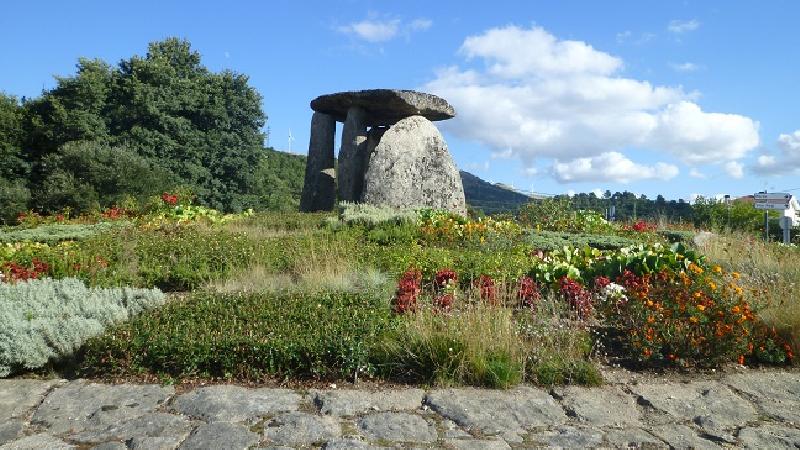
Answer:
[783,216,791,245]
[764,212,769,242]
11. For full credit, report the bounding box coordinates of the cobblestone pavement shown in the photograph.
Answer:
[1,369,799,449]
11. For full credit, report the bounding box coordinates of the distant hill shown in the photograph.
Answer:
[459,171,532,214]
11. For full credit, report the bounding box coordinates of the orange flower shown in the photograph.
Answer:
[738,355,745,365]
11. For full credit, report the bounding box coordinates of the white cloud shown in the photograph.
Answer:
[616,30,655,45]
[725,161,744,178]
[670,62,699,72]
[552,152,679,183]
[754,130,800,175]
[689,168,707,179]
[337,17,432,43]
[409,18,433,31]
[668,19,700,34]
[423,25,759,179]
[591,188,604,197]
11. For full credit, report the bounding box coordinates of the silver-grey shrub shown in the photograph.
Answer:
[0,278,165,377]
[337,202,419,227]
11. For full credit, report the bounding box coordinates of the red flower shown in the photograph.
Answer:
[162,193,178,206]
[393,268,422,314]
[559,276,593,319]
[593,276,611,291]
[476,275,497,305]
[435,293,454,312]
[517,276,541,308]
[434,269,458,289]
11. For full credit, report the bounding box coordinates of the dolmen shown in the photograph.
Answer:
[300,89,467,216]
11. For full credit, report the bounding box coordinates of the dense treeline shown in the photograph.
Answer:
[555,190,694,222]
[0,38,303,223]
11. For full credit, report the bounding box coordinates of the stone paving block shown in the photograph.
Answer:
[725,372,800,423]
[313,388,425,416]
[738,424,800,449]
[557,386,642,426]
[178,422,259,450]
[171,385,300,423]
[0,422,24,447]
[426,387,566,442]
[649,424,721,450]
[527,426,604,448]
[603,428,666,448]
[263,412,340,446]
[631,381,757,428]
[357,412,437,443]
[0,433,75,449]
[69,412,196,445]
[0,379,61,421]
[32,380,174,435]
[323,438,388,449]
[444,438,511,449]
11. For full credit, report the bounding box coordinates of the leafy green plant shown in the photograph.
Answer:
[0,221,131,244]
[0,278,165,377]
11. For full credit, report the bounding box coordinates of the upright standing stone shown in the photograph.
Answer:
[362,115,467,216]
[338,106,368,202]
[300,112,336,212]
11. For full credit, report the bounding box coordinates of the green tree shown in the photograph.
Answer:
[24,38,266,213]
[0,93,30,223]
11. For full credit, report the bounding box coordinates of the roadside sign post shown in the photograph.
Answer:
[753,192,793,243]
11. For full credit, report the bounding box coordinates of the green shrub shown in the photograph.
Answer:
[527,231,643,252]
[0,178,30,225]
[338,202,419,227]
[0,221,131,244]
[0,278,165,377]
[83,289,396,380]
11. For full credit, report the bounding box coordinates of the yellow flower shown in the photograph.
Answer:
[731,272,740,279]
[712,265,722,273]
[693,292,702,299]
[709,282,717,291]
[697,304,706,312]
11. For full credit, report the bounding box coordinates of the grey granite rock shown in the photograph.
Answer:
[426,387,566,442]
[0,433,75,449]
[338,106,369,202]
[90,442,127,450]
[631,381,757,428]
[178,422,259,450]
[603,428,666,448]
[310,89,455,126]
[557,386,642,426]
[725,371,800,422]
[527,426,604,448]
[313,389,425,416]
[362,115,467,216]
[323,438,387,449]
[263,412,340,446]
[69,412,195,445]
[0,379,61,421]
[171,385,300,422]
[444,438,511,449]
[32,380,173,435]
[357,412,437,443]
[300,111,337,212]
[0,422,24,447]
[738,424,800,449]
[649,424,721,450]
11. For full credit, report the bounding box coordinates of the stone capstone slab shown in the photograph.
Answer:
[361,115,467,216]
[178,422,259,450]
[357,412,437,443]
[425,387,566,442]
[631,381,757,428]
[725,372,800,423]
[557,386,642,426]
[171,385,300,422]
[69,412,196,446]
[649,424,721,450]
[0,379,61,421]
[310,89,456,126]
[263,412,340,446]
[313,389,425,416]
[738,424,800,449]
[0,433,75,450]
[31,380,174,435]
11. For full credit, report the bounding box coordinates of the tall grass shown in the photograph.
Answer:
[698,231,800,360]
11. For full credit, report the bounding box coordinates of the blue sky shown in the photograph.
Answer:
[2,1,799,201]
